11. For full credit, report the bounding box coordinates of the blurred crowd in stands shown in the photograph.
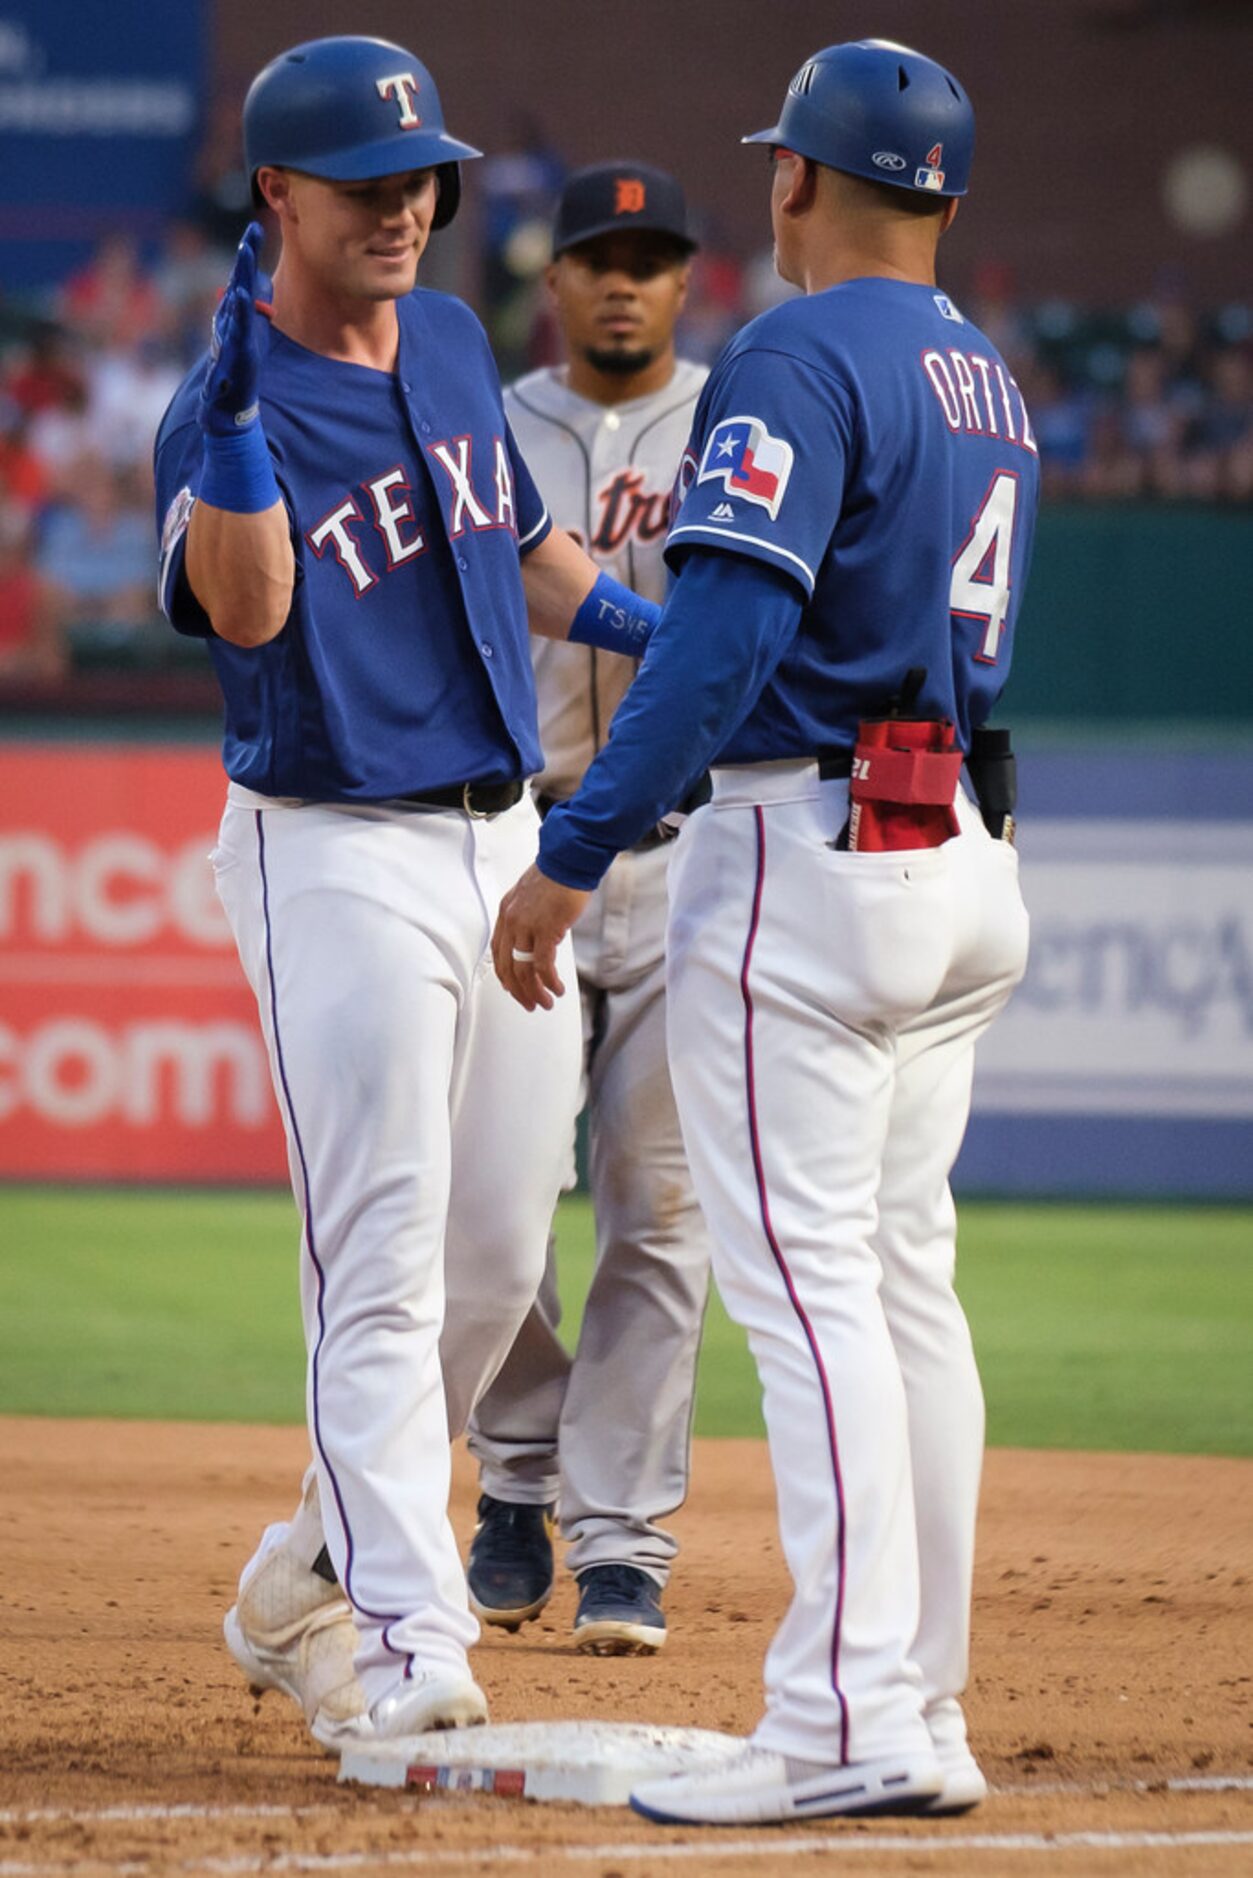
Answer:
[0,134,1249,697]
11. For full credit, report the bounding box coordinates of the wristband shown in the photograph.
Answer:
[198,423,281,515]
[569,571,661,657]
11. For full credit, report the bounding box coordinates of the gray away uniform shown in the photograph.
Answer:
[467,358,711,1582]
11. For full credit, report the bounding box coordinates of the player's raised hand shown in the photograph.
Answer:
[199,222,265,439]
[492,865,588,1012]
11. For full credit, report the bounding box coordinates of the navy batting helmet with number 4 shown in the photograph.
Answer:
[744,39,974,199]
[244,35,482,228]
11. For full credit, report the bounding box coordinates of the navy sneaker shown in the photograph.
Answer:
[466,1495,555,1631]
[573,1563,666,1655]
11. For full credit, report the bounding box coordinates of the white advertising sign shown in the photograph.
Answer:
[973,821,1253,1119]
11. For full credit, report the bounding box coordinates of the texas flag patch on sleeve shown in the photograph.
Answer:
[696,415,794,520]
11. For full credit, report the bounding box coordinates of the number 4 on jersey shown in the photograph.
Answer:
[951,471,1019,663]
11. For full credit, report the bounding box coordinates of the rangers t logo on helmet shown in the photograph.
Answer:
[375,72,422,128]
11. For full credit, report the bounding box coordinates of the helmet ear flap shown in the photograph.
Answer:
[431,163,461,230]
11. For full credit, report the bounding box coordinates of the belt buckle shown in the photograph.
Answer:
[462,781,491,819]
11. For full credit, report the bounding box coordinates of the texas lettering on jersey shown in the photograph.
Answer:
[305,435,518,596]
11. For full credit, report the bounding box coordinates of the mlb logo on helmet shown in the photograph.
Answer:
[698,415,794,520]
[916,141,945,191]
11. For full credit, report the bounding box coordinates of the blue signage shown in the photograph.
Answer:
[0,0,205,291]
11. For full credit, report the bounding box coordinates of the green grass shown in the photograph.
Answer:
[0,1188,1249,1455]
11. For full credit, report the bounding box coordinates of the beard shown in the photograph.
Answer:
[582,342,656,376]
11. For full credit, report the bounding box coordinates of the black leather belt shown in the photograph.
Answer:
[397,778,525,818]
[816,751,853,779]
[535,791,670,851]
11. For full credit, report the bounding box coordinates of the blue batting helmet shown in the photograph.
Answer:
[743,39,974,199]
[243,36,482,229]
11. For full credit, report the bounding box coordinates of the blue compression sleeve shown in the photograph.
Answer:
[539,550,804,890]
[568,571,660,657]
[198,425,282,514]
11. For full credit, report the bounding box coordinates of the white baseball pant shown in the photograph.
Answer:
[212,787,581,1708]
[665,763,1028,1764]
[469,838,710,1579]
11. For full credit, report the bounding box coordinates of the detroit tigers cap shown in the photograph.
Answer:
[551,161,698,256]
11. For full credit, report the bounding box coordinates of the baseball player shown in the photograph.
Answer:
[152,36,666,1748]
[495,40,1038,1824]
[465,163,711,1654]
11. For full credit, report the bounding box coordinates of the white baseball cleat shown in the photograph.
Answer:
[629,1742,943,1825]
[370,1671,489,1738]
[921,1698,988,1813]
[923,1745,988,1813]
[224,1540,373,1752]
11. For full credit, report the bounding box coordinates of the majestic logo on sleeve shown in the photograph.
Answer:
[696,416,794,520]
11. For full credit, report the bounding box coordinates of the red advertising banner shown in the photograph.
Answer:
[0,745,287,1181]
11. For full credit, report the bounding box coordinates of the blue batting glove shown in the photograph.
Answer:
[198,223,265,439]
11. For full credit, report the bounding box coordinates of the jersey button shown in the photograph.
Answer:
[420,421,431,435]
[457,556,469,571]
[401,379,412,393]
[481,641,494,658]
[604,411,621,432]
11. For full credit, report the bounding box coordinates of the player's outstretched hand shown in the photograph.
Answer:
[198,222,265,439]
[492,865,589,1012]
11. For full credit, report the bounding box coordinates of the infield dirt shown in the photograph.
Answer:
[1,1419,1249,1875]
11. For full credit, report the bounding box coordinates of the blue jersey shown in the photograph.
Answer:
[538,277,1040,889]
[154,289,551,800]
[668,278,1039,754]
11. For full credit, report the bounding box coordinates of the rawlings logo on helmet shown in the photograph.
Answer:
[873,151,907,171]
